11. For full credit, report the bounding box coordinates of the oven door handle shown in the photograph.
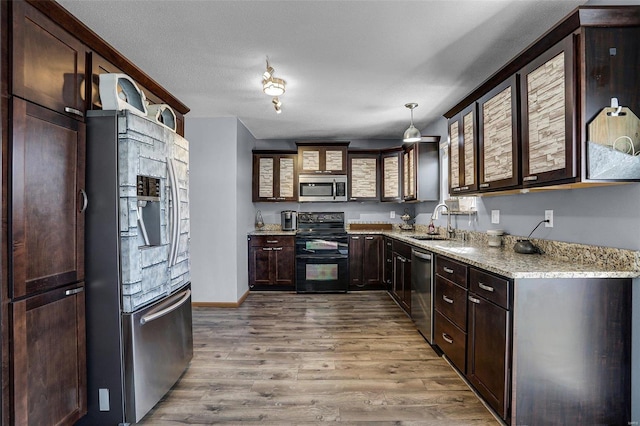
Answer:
[296,254,348,260]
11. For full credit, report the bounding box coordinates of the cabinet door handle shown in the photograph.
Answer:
[442,333,454,344]
[442,295,454,304]
[480,183,490,188]
[64,106,83,117]
[79,189,88,213]
[478,282,494,292]
[443,266,454,274]
[365,236,374,240]
[267,197,277,200]
[65,287,84,296]
[386,259,392,263]
[267,240,279,243]
[460,186,469,190]
[452,187,461,192]
[272,247,283,251]
[262,247,273,251]
[351,236,360,240]
[469,296,481,304]
[524,175,538,182]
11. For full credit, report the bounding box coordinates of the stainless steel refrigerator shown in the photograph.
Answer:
[80,110,193,425]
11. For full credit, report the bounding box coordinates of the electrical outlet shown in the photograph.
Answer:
[390,211,395,219]
[491,210,500,224]
[545,210,553,227]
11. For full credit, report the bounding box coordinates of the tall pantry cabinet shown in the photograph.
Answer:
[1,1,190,425]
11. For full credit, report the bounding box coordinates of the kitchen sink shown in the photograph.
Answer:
[408,234,448,241]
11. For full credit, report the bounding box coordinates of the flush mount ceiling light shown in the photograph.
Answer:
[262,59,286,97]
[403,103,422,142]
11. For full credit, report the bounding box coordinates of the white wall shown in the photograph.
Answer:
[186,117,240,303]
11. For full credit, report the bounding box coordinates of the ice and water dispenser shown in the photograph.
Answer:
[136,175,162,246]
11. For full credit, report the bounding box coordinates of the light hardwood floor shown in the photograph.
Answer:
[140,291,500,425]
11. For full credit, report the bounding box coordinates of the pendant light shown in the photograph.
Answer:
[403,103,421,142]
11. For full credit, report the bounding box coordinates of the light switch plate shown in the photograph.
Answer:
[491,210,500,224]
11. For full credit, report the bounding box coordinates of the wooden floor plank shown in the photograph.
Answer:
[139,291,499,425]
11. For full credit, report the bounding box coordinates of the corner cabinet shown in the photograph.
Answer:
[252,151,298,202]
[520,34,577,187]
[402,139,440,202]
[448,104,478,194]
[478,75,520,192]
[348,235,384,290]
[296,142,349,175]
[348,151,379,201]
[380,148,403,202]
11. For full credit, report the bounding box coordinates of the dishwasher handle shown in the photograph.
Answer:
[411,249,432,261]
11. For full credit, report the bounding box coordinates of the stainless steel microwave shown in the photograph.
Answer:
[298,175,348,202]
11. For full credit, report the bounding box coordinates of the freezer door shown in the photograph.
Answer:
[122,285,193,423]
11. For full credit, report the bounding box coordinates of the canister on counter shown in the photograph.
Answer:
[487,229,504,247]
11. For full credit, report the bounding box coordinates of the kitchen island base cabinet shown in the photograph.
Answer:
[511,277,631,425]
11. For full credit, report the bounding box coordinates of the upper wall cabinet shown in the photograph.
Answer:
[252,151,298,202]
[12,0,87,119]
[348,151,380,201]
[449,104,478,194]
[402,139,440,202]
[445,6,640,194]
[478,76,520,192]
[297,142,349,175]
[520,35,576,187]
[381,148,403,202]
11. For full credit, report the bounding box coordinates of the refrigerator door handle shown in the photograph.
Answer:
[167,158,180,267]
[140,289,191,325]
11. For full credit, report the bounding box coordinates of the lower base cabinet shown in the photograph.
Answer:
[349,235,384,290]
[390,240,411,314]
[11,283,87,425]
[248,235,295,290]
[431,257,631,425]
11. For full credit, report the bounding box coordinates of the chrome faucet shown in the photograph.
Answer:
[431,202,455,239]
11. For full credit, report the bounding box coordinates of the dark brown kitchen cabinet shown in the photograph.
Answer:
[402,139,440,202]
[520,34,577,187]
[11,98,86,299]
[248,236,295,289]
[12,0,87,119]
[11,283,87,426]
[296,142,349,175]
[380,148,403,202]
[390,240,411,314]
[252,151,298,202]
[466,268,511,420]
[434,256,468,373]
[349,235,384,290]
[448,104,478,194]
[478,75,520,192]
[348,151,379,201]
[383,237,393,289]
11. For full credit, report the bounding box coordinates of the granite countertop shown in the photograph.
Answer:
[247,229,640,279]
[388,232,640,280]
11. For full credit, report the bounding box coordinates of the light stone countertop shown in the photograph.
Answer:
[247,229,640,279]
[387,232,640,280]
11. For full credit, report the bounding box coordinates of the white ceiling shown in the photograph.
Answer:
[57,0,587,140]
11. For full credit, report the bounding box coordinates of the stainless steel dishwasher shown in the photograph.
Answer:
[411,248,434,344]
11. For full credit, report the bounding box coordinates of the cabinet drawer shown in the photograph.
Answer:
[436,256,468,287]
[470,268,510,309]
[435,276,467,331]
[248,235,294,247]
[434,311,466,373]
